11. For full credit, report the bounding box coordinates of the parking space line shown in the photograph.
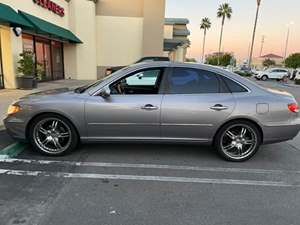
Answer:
[1,158,300,175]
[0,168,296,187]
[0,143,27,159]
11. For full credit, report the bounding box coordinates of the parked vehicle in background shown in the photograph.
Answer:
[255,68,290,81]
[106,56,170,75]
[290,68,300,80]
[4,62,300,162]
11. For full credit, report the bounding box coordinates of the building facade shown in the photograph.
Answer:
[163,18,190,62]
[252,53,284,68]
[0,0,165,89]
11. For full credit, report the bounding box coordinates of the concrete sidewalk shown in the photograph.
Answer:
[0,79,94,126]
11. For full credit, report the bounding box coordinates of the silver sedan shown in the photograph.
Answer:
[4,62,300,161]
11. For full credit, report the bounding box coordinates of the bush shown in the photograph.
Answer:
[205,52,236,67]
[295,79,300,85]
[235,71,252,77]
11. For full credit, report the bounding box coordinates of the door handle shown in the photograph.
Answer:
[141,104,159,111]
[210,104,228,111]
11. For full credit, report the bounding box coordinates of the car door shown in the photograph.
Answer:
[161,67,236,142]
[85,68,165,140]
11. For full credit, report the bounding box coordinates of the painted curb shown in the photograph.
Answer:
[0,143,27,159]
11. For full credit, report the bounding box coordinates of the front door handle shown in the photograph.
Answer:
[141,104,159,111]
[210,104,228,111]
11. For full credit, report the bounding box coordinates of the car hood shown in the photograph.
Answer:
[19,88,75,101]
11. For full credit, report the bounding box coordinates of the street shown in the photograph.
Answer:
[1,79,300,225]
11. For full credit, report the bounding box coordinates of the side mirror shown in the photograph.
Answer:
[99,86,111,98]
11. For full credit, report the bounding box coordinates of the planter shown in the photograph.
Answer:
[17,76,36,90]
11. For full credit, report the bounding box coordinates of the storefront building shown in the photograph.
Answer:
[0,0,165,89]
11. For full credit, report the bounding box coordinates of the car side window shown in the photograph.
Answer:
[166,68,220,94]
[221,76,248,93]
[109,68,163,95]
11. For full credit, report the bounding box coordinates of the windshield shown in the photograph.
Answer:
[74,68,127,93]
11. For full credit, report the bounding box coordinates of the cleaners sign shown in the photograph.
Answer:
[33,0,65,17]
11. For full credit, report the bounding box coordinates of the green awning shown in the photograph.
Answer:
[0,3,33,28]
[19,11,82,44]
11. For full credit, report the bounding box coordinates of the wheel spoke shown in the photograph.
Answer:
[51,120,58,131]
[223,144,235,151]
[39,126,48,135]
[52,138,62,150]
[226,131,236,140]
[244,139,254,145]
[41,138,51,146]
[241,128,247,137]
[58,132,70,138]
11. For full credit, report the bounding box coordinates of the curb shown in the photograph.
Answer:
[0,125,4,131]
[0,143,27,159]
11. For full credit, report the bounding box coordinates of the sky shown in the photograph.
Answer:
[165,0,300,62]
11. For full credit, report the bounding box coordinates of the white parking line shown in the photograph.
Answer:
[0,168,296,187]
[1,158,300,175]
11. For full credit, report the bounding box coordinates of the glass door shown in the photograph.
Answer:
[51,41,64,80]
[35,39,52,81]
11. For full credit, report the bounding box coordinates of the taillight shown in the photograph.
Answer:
[288,103,299,113]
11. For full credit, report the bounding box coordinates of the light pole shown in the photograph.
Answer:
[248,0,262,68]
[284,22,294,59]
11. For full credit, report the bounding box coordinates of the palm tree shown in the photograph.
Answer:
[248,0,262,67]
[217,3,232,65]
[200,17,211,63]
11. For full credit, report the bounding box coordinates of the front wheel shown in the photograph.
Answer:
[261,75,268,81]
[29,114,79,156]
[214,121,261,162]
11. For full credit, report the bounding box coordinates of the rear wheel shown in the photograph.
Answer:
[214,121,261,162]
[29,114,78,156]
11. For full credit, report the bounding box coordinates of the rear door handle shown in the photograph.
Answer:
[210,104,228,111]
[141,104,159,111]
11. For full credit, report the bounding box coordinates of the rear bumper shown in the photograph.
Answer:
[262,120,300,144]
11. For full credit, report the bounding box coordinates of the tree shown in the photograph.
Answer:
[185,58,197,63]
[285,53,300,69]
[217,3,232,65]
[262,58,275,67]
[205,52,235,67]
[200,17,211,63]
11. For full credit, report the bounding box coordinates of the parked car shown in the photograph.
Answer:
[255,68,290,81]
[4,62,300,162]
[291,68,300,80]
[106,56,170,75]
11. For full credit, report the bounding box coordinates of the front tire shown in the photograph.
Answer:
[29,114,78,156]
[261,75,268,81]
[214,121,261,162]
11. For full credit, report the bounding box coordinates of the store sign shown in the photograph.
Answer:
[33,0,65,17]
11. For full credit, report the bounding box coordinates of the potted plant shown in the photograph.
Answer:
[17,51,37,89]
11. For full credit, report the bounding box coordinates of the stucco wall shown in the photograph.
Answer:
[96,0,143,17]
[1,0,70,29]
[96,16,143,67]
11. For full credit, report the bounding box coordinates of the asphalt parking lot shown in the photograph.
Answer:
[1,79,300,225]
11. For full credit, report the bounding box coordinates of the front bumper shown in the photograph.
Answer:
[3,115,28,142]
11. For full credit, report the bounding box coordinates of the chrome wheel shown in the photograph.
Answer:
[33,118,72,154]
[220,124,258,160]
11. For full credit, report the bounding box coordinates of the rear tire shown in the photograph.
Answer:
[29,114,78,156]
[214,121,262,162]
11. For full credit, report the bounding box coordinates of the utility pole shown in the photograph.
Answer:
[248,0,262,68]
[259,35,265,57]
[284,26,290,59]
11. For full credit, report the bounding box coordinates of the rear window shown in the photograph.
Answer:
[221,76,248,93]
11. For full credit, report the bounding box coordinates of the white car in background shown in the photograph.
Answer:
[255,68,290,81]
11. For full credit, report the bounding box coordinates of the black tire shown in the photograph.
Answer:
[261,75,268,81]
[214,120,262,162]
[28,113,79,156]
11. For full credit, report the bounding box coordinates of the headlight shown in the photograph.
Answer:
[7,104,21,115]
